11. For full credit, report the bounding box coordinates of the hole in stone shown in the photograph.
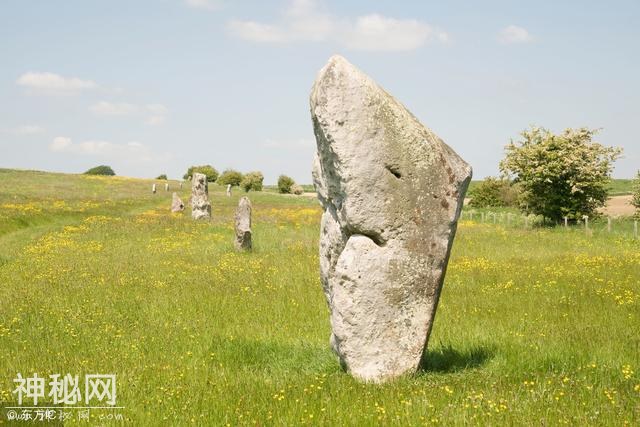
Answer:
[385,164,402,179]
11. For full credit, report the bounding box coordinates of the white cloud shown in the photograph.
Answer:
[227,21,288,43]
[89,101,140,116]
[49,137,170,163]
[17,72,97,94]
[50,137,72,151]
[185,0,220,11]
[0,125,45,135]
[227,0,448,51]
[13,125,44,135]
[344,14,445,52]
[498,25,533,44]
[89,101,168,125]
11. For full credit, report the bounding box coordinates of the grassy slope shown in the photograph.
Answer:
[0,169,638,425]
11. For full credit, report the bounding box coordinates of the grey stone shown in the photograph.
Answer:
[191,173,211,220]
[226,184,232,197]
[234,196,252,250]
[311,55,472,382]
[171,192,184,212]
[291,184,304,195]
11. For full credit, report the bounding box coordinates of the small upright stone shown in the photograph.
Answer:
[226,184,232,197]
[191,173,211,220]
[311,55,472,382]
[152,183,156,194]
[165,183,169,191]
[234,196,252,250]
[171,192,184,212]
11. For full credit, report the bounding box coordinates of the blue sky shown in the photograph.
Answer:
[1,0,638,183]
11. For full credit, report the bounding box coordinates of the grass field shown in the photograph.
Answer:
[0,169,638,425]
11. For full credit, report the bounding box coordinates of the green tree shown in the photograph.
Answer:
[217,169,244,187]
[156,174,168,180]
[469,177,520,208]
[500,127,622,222]
[84,165,115,176]
[240,171,264,192]
[277,175,295,194]
[631,170,640,217]
[183,165,218,182]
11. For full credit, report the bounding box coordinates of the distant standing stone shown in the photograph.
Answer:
[171,192,185,212]
[165,183,169,191]
[311,55,471,382]
[191,173,211,220]
[226,184,232,197]
[152,183,156,194]
[234,197,252,250]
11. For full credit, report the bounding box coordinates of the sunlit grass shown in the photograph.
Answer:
[0,169,638,425]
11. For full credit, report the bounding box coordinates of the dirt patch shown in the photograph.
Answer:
[600,195,635,217]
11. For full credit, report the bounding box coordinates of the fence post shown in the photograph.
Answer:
[634,220,638,239]
[607,217,611,233]
[583,215,589,234]
[563,216,568,228]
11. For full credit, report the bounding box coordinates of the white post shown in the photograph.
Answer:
[165,183,169,191]
[634,220,638,239]
[563,217,568,228]
[607,217,611,233]
[583,215,589,234]
[152,183,156,194]
[492,213,497,224]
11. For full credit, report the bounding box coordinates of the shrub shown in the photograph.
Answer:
[84,165,115,176]
[632,171,640,218]
[500,127,622,222]
[183,165,218,182]
[469,177,519,208]
[277,175,295,194]
[156,174,168,180]
[240,171,264,192]
[217,169,244,187]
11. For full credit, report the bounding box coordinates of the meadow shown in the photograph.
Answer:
[0,168,638,425]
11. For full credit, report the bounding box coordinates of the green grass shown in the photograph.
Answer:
[0,169,638,425]
[608,179,635,196]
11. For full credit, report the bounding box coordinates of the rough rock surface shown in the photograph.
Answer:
[234,196,252,250]
[171,192,184,212]
[311,55,472,382]
[191,173,211,220]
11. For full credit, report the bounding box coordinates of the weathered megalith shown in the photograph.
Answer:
[311,55,472,382]
[171,192,184,212]
[191,172,211,220]
[234,196,252,250]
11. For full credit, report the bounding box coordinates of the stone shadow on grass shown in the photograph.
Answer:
[419,345,494,374]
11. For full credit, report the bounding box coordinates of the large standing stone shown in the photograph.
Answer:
[171,192,184,212]
[191,173,211,220]
[311,55,472,382]
[234,196,252,250]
